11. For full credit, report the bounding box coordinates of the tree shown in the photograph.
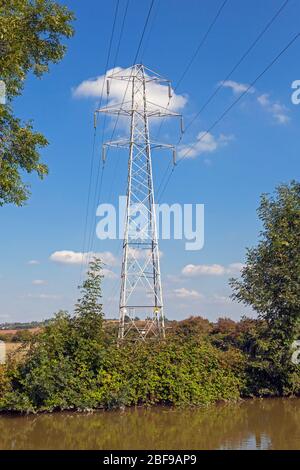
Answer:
[0,107,48,205]
[0,0,74,205]
[230,181,300,394]
[0,259,106,411]
[74,257,104,341]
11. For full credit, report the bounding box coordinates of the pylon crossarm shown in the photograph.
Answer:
[107,64,168,81]
[103,140,130,149]
[103,141,176,151]
[147,110,179,118]
[98,107,177,118]
[96,106,132,117]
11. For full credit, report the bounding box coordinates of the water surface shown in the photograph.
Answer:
[0,398,299,450]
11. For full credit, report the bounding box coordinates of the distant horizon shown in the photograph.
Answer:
[0,313,255,329]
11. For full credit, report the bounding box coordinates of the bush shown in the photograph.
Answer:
[0,328,243,412]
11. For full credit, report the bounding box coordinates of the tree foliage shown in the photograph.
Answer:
[230,181,300,394]
[0,107,48,205]
[74,257,104,342]
[0,313,299,412]
[1,258,106,411]
[0,0,74,205]
[0,260,245,412]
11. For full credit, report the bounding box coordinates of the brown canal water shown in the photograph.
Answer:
[0,398,299,450]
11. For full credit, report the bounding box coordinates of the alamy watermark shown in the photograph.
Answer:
[291,340,300,365]
[0,341,6,364]
[95,196,204,251]
[291,80,300,105]
[0,80,6,104]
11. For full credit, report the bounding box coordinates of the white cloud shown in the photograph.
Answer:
[221,82,290,125]
[221,80,255,95]
[73,66,187,112]
[257,93,290,124]
[178,131,233,159]
[257,94,269,107]
[32,279,46,285]
[182,262,244,277]
[173,287,203,299]
[28,260,40,265]
[49,250,118,266]
[221,81,290,125]
[182,264,226,276]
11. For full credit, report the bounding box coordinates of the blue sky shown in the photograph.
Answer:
[1,0,299,323]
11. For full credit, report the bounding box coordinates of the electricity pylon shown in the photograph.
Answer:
[96,64,182,341]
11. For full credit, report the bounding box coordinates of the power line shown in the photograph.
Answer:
[113,0,130,67]
[140,0,161,60]
[105,0,156,163]
[175,0,229,93]
[85,1,132,272]
[156,0,290,200]
[183,0,290,136]
[86,0,131,262]
[98,0,132,210]
[156,0,290,201]
[158,31,300,201]
[102,0,156,207]
[154,0,229,160]
[86,0,156,265]
[79,0,120,281]
[133,0,155,64]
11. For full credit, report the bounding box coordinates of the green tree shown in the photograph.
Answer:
[74,257,104,341]
[230,181,300,394]
[0,259,106,411]
[0,0,74,205]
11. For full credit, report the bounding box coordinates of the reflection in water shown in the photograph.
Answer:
[0,398,299,450]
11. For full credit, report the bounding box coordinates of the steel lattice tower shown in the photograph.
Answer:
[97,64,181,341]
